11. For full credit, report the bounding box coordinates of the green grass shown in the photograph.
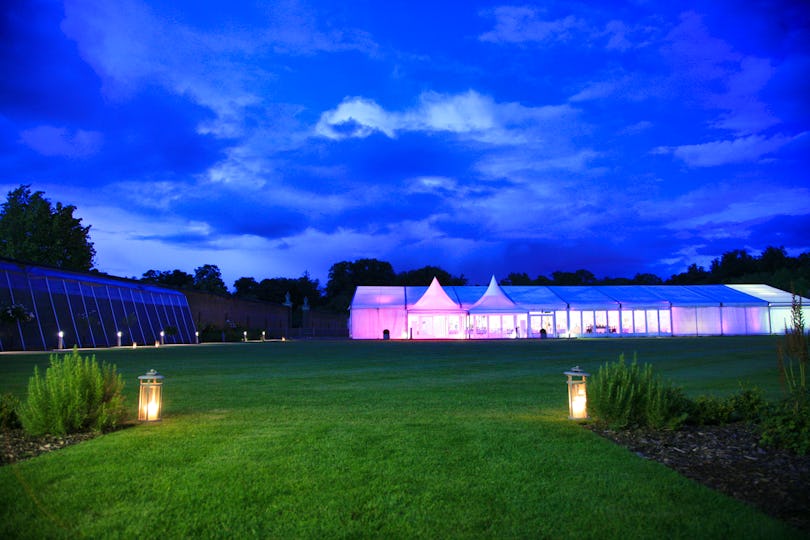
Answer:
[0,337,801,538]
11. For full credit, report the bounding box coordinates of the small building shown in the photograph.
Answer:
[349,276,809,340]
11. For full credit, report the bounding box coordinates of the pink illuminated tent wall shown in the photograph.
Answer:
[349,279,809,340]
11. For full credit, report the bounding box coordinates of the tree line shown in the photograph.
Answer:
[1,185,809,313]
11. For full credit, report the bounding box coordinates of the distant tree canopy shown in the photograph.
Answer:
[233,272,322,308]
[141,246,810,314]
[192,264,228,295]
[14,185,808,317]
[0,185,95,271]
[667,246,810,294]
[395,265,467,286]
[142,269,195,289]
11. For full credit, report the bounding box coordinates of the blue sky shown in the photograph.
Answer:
[2,0,809,288]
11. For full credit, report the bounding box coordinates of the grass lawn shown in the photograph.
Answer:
[0,337,802,538]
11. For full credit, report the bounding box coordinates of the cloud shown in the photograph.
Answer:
[315,90,578,145]
[479,7,583,44]
[662,11,780,136]
[19,126,103,157]
[638,183,810,230]
[654,133,794,167]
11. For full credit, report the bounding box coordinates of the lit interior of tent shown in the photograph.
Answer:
[349,277,807,340]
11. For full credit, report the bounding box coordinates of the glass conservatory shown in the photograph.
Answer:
[0,259,197,351]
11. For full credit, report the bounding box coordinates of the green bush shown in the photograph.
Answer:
[588,353,689,430]
[759,390,810,455]
[19,348,127,436]
[0,392,22,430]
[688,386,765,426]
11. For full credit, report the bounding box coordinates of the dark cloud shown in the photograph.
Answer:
[0,0,102,122]
[99,87,229,176]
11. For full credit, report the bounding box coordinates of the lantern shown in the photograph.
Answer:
[138,369,164,421]
[564,366,590,420]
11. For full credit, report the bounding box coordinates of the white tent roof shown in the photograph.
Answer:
[409,277,462,311]
[469,276,522,313]
[727,284,804,305]
[350,286,406,309]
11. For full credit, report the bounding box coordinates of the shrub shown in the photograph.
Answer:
[688,386,765,426]
[760,293,810,454]
[0,392,22,430]
[588,353,689,430]
[19,348,127,436]
[759,391,810,455]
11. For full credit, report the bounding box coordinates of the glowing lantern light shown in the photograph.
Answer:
[138,369,164,422]
[564,366,590,420]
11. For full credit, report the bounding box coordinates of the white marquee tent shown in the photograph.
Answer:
[349,277,809,340]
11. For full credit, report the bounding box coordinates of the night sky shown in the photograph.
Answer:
[2,0,809,289]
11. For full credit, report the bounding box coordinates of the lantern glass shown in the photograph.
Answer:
[138,369,164,421]
[565,366,590,420]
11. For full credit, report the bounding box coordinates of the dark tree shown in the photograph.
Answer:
[667,263,711,284]
[254,273,322,307]
[501,272,533,286]
[758,246,789,273]
[193,264,228,295]
[397,265,467,286]
[142,269,194,289]
[233,277,260,299]
[551,269,596,285]
[710,249,756,280]
[630,272,663,285]
[326,258,396,311]
[0,185,95,271]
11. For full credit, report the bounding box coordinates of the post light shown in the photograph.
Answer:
[138,369,164,422]
[243,330,248,342]
[58,330,64,349]
[565,366,590,420]
[117,331,122,347]
[160,330,165,345]
[195,331,199,344]
[261,330,266,342]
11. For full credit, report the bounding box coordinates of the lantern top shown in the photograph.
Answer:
[138,369,164,381]
[564,366,590,377]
